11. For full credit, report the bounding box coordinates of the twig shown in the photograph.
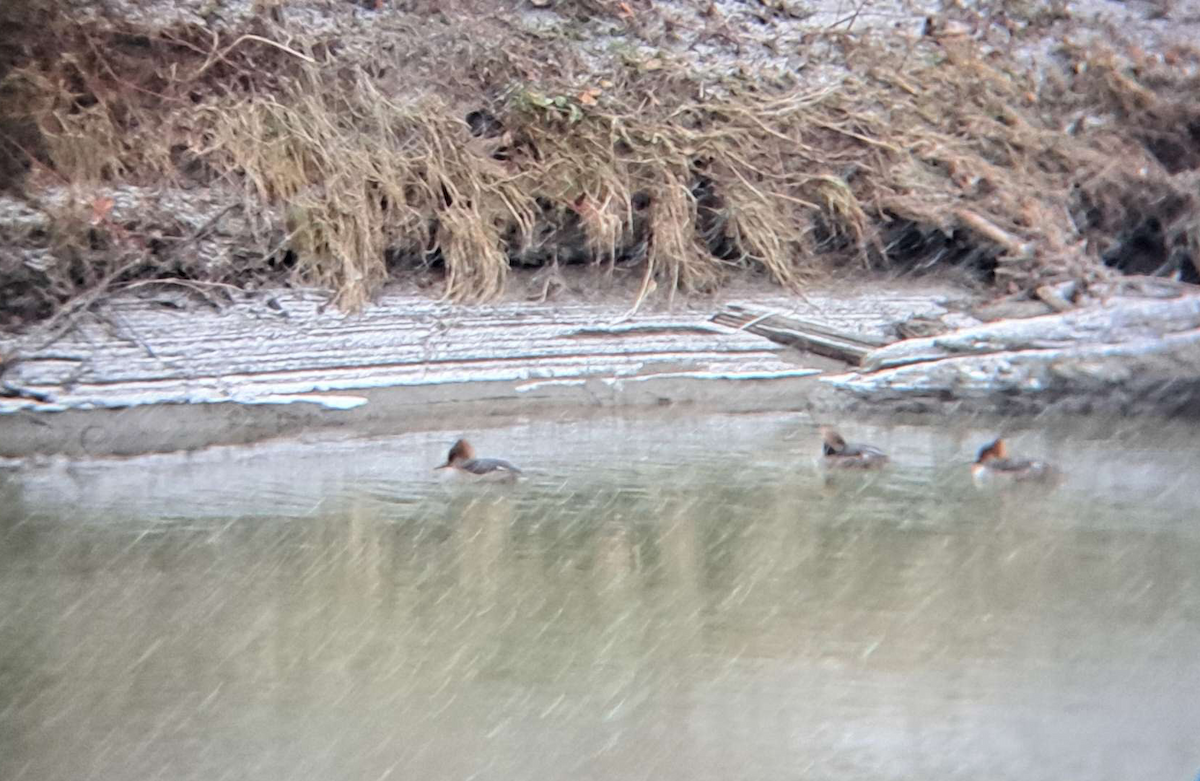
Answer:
[613,256,658,323]
[84,35,187,105]
[193,33,316,80]
[0,133,70,186]
[826,0,871,32]
[0,380,54,403]
[14,256,146,356]
[733,309,779,332]
[955,208,1033,257]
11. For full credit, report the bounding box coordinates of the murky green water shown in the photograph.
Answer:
[2,413,1198,780]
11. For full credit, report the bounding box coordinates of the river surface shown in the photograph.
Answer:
[2,412,1198,780]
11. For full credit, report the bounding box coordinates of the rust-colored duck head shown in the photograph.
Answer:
[820,427,848,456]
[435,438,476,470]
[974,438,1009,465]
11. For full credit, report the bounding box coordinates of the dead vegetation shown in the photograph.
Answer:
[1,0,1198,329]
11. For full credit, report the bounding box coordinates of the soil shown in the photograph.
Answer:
[2,0,1199,327]
[2,0,1200,458]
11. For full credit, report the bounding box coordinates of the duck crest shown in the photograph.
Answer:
[975,438,1008,464]
[820,427,848,455]
[444,438,475,466]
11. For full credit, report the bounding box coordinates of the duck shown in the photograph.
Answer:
[820,427,889,469]
[970,438,1057,484]
[434,438,523,482]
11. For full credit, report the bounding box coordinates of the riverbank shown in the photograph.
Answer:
[4,0,1200,458]
[0,273,951,457]
[4,270,1199,460]
[2,0,1198,324]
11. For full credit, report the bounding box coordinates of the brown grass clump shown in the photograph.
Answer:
[200,61,887,308]
[1,0,1199,326]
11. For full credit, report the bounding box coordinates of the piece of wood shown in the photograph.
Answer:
[711,304,890,365]
[860,293,1200,372]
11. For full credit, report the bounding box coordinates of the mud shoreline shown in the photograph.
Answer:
[4,0,1199,330]
[4,0,1200,458]
[0,274,909,458]
[4,273,1198,460]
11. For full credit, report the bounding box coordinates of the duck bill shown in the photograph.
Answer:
[433,462,451,471]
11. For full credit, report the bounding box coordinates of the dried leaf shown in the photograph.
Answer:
[91,196,114,226]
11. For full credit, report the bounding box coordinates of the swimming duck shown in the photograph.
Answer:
[971,438,1057,484]
[820,427,889,469]
[434,438,523,482]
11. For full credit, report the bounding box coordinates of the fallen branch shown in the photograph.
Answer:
[955,208,1034,258]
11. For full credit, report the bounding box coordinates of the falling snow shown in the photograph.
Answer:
[2,412,1198,780]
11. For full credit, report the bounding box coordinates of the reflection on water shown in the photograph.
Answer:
[2,413,1199,781]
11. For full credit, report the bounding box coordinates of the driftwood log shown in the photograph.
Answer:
[711,304,891,366]
[823,291,1200,415]
[714,287,1200,416]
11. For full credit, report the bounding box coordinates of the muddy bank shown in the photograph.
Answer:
[4,0,1200,457]
[2,0,1199,327]
[0,277,955,457]
[4,275,1200,459]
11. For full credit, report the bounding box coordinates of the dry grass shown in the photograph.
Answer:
[1,0,1198,324]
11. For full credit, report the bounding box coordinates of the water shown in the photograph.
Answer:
[2,412,1198,780]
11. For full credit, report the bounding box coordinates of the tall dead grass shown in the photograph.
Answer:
[2,2,1198,320]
